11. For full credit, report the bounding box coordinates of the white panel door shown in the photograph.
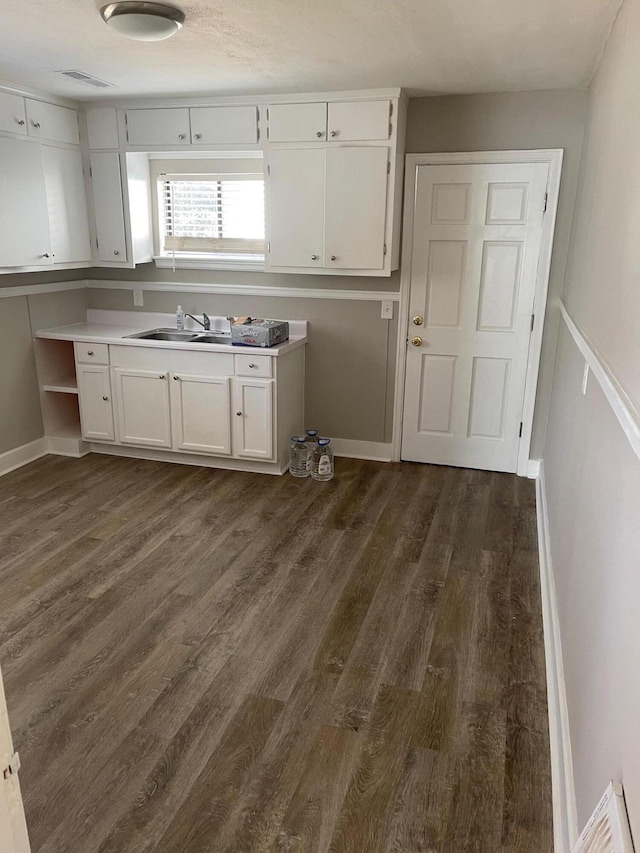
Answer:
[25,100,79,145]
[171,373,231,455]
[125,109,190,146]
[327,100,391,141]
[232,378,274,459]
[190,106,258,144]
[77,364,115,442]
[267,148,325,268]
[112,368,172,448]
[0,665,30,853]
[41,146,91,263]
[324,146,388,269]
[0,92,26,135]
[402,161,549,473]
[267,103,327,142]
[0,137,52,267]
[90,153,127,263]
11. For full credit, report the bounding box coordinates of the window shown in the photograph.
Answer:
[153,158,265,267]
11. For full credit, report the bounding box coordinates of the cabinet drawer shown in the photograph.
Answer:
[0,92,26,135]
[234,354,273,378]
[75,342,109,364]
[268,103,327,142]
[125,108,190,146]
[25,100,79,145]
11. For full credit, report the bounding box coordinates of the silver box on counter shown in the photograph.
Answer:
[231,318,289,348]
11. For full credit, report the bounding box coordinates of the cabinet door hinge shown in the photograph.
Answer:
[388,122,392,138]
[543,191,548,214]
[257,126,260,142]
[530,313,535,332]
[519,422,523,438]
[267,240,271,253]
[3,752,21,780]
[95,238,99,250]
[267,163,271,175]
[387,161,391,174]
[266,107,269,121]
[383,243,387,255]
[89,166,92,178]
[266,125,270,140]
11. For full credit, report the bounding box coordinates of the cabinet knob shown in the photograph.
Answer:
[159,374,166,379]
[102,395,109,401]
[193,133,201,140]
[330,130,337,137]
[41,252,51,258]
[311,254,318,261]
[316,131,323,138]
[173,375,179,380]
[113,250,120,256]
[236,411,242,416]
[330,255,336,261]
[178,133,186,140]
[87,351,94,356]
[16,119,25,126]
[248,363,256,369]
[32,121,41,129]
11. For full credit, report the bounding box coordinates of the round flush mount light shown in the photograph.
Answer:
[100,1,185,41]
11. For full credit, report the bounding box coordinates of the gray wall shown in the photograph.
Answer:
[407,89,588,457]
[543,0,640,841]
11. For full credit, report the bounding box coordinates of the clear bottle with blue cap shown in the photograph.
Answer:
[311,438,334,481]
[289,436,311,478]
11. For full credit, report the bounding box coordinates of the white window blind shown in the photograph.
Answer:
[159,174,265,255]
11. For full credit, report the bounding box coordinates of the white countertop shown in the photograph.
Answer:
[36,310,308,357]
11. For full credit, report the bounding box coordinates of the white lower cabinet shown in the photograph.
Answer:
[232,378,274,459]
[112,367,172,448]
[77,364,115,442]
[171,373,232,455]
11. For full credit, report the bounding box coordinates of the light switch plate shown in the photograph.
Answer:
[381,300,393,320]
[133,289,144,307]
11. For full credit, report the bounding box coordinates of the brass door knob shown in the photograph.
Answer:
[413,315,424,326]
[411,336,422,347]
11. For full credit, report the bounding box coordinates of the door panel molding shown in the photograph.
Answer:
[392,149,564,476]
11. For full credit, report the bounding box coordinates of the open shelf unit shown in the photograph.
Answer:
[34,338,88,457]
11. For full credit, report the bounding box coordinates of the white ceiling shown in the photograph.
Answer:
[0,0,623,101]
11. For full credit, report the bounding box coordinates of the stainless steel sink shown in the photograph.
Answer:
[124,328,232,345]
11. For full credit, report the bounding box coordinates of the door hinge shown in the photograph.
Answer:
[89,166,92,178]
[3,752,21,780]
[519,422,523,438]
[266,125,270,140]
[266,107,269,120]
[383,243,387,255]
[96,238,99,250]
[530,313,535,332]
[257,126,260,142]
[388,122,393,138]
[387,161,391,174]
[543,192,548,214]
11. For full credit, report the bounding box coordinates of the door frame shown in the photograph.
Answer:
[392,149,563,476]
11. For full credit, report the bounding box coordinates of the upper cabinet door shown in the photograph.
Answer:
[25,100,79,144]
[42,146,91,264]
[327,100,391,141]
[0,92,26,135]
[267,148,325,268]
[190,106,258,144]
[90,152,127,263]
[125,108,190,146]
[267,103,327,142]
[324,147,388,270]
[0,137,52,267]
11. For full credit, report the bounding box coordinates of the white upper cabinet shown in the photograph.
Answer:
[267,103,328,142]
[190,106,258,144]
[327,100,391,141]
[125,108,190,145]
[42,146,91,264]
[86,107,119,149]
[324,147,388,269]
[25,100,80,144]
[267,148,325,268]
[90,152,127,262]
[0,91,27,135]
[0,137,51,267]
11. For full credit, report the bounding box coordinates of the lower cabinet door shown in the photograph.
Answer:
[170,373,231,455]
[112,368,172,448]
[232,378,274,459]
[77,364,114,441]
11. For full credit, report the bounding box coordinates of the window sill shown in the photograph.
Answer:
[154,254,265,272]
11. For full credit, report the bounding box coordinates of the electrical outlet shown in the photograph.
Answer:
[381,300,393,320]
[133,289,144,307]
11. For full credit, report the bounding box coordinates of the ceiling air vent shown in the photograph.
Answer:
[58,71,115,89]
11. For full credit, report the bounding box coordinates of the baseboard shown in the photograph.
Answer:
[527,458,541,479]
[47,435,91,458]
[536,461,578,852]
[330,438,393,462]
[0,437,49,477]
[90,443,286,475]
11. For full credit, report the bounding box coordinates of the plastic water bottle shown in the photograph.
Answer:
[289,436,311,478]
[176,305,185,331]
[312,438,334,481]
[305,429,319,450]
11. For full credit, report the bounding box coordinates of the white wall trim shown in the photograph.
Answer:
[392,149,564,471]
[527,458,541,479]
[0,437,48,478]
[88,279,400,302]
[331,438,393,462]
[559,299,640,463]
[536,460,578,853]
[0,279,88,299]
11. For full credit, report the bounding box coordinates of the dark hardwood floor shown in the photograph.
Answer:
[0,453,552,852]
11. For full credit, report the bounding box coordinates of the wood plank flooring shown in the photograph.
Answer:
[0,454,552,852]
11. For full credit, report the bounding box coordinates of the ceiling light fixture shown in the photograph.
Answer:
[100,1,185,41]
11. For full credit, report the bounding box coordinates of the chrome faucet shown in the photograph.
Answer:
[185,312,211,331]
